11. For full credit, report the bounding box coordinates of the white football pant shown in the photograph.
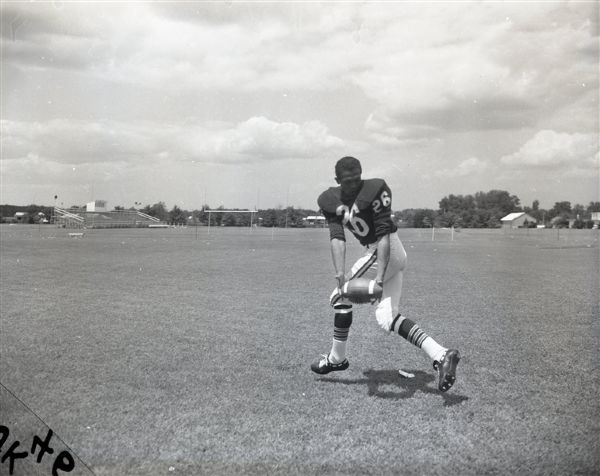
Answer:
[330,232,407,331]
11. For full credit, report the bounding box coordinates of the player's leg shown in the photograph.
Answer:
[394,312,460,392]
[311,252,376,375]
[310,301,352,374]
[329,302,352,363]
[375,234,460,392]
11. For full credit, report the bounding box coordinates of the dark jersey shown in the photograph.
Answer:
[318,178,398,246]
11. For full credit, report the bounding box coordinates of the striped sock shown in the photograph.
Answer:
[330,304,353,363]
[395,316,446,361]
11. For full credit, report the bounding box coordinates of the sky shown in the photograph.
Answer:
[1,1,598,211]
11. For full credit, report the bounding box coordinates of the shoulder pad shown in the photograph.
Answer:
[318,187,343,213]
[355,179,386,210]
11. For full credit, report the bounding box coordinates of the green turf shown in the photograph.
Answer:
[1,225,598,475]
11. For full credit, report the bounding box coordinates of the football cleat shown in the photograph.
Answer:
[433,349,460,392]
[310,354,349,374]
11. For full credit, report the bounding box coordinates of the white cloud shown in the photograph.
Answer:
[3,2,596,138]
[227,117,344,160]
[1,2,597,208]
[174,117,344,163]
[365,112,439,147]
[0,117,344,167]
[351,3,598,139]
[0,116,344,207]
[1,120,158,164]
[435,157,488,178]
[500,130,598,171]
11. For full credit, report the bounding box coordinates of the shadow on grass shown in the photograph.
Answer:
[319,369,469,407]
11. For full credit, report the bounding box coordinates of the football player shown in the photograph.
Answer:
[310,156,461,392]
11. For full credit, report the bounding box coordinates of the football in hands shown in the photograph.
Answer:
[341,278,383,304]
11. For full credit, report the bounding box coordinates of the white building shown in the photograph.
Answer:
[14,212,29,223]
[501,212,537,229]
[86,200,107,212]
[303,215,326,227]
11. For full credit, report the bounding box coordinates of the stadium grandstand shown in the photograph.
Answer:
[53,200,167,229]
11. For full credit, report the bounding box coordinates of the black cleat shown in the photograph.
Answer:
[434,349,460,392]
[311,354,349,375]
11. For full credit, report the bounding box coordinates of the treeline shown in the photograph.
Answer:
[0,204,54,223]
[127,191,600,229]
[133,202,317,227]
[396,191,600,229]
[3,189,599,229]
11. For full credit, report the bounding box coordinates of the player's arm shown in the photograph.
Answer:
[372,182,394,284]
[375,234,390,285]
[324,210,347,289]
[331,238,346,289]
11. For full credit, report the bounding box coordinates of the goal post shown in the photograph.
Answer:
[205,210,259,233]
[431,226,456,241]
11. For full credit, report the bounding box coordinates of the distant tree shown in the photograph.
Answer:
[475,190,521,213]
[414,209,438,228]
[438,195,468,226]
[236,211,250,227]
[439,194,475,214]
[394,209,412,227]
[221,213,236,226]
[438,190,521,228]
[522,219,536,228]
[487,216,501,228]
[141,202,168,221]
[169,205,186,225]
[437,211,462,228]
[548,201,572,220]
[212,205,225,226]
[284,207,307,227]
[260,209,280,227]
[553,216,570,228]
[587,201,600,213]
[192,205,211,225]
[113,205,125,211]
[1,204,52,221]
[475,190,521,225]
[250,207,315,227]
[526,199,545,222]
[572,203,585,220]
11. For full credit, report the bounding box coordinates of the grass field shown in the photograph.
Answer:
[1,225,598,475]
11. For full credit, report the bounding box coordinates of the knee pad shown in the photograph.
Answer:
[375,297,394,331]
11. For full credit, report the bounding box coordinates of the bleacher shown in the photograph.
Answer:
[54,207,164,229]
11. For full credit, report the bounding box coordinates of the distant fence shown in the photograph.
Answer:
[53,207,164,229]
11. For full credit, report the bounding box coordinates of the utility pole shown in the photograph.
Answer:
[285,185,290,228]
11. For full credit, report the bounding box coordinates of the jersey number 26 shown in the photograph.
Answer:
[372,191,391,213]
[336,203,369,237]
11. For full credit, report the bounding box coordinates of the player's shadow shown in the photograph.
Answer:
[319,369,469,407]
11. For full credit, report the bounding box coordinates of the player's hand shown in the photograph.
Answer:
[335,272,346,293]
[370,278,384,304]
